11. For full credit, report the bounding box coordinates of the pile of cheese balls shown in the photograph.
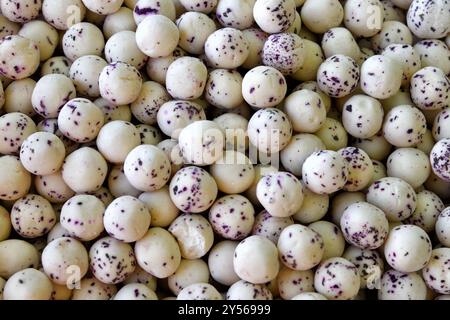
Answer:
[0,0,449,301]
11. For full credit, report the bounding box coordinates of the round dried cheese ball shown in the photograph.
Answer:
[300,0,343,34]
[360,55,402,99]
[3,78,36,116]
[252,210,294,243]
[18,20,58,62]
[99,62,142,105]
[0,35,40,80]
[69,55,107,98]
[3,268,52,300]
[386,148,431,189]
[253,0,296,34]
[262,33,305,75]
[81,0,123,15]
[0,155,32,201]
[277,266,314,300]
[344,0,384,37]
[422,248,450,294]
[136,15,179,58]
[166,57,207,100]
[168,258,209,295]
[227,280,273,300]
[378,269,427,300]
[309,221,345,260]
[176,11,216,54]
[410,67,450,111]
[177,283,223,300]
[436,207,450,247]
[62,22,105,61]
[338,147,374,191]
[0,112,36,155]
[0,239,39,278]
[130,81,170,125]
[133,0,176,24]
[0,206,11,241]
[0,0,42,23]
[114,283,157,300]
[407,0,450,39]
[317,55,360,98]
[103,7,136,39]
[208,240,240,286]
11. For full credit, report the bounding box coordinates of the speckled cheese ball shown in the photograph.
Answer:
[0,0,42,23]
[123,265,157,291]
[294,182,329,224]
[18,20,58,62]
[81,0,123,15]
[169,166,218,213]
[213,113,248,151]
[177,283,222,300]
[71,277,117,300]
[342,95,384,139]
[0,155,32,201]
[343,246,384,289]
[338,147,374,192]
[216,0,255,29]
[94,98,132,123]
[114,283,157,300]
[208,240,240,286]
[410,67,450,111]
[227,280,273,300]
[233,235,279,284]
[261,33,305,75]
[136,15,179,58]
[42,0,86,30]
[242,28,267,69]
[168,259,209,295]
[130,81,170,125]
[178,120,225,165]
[133,0,176,24]
[103,196,150,243]
[302,150,349,195]
[344,0,384,37]
[0,206,11,241]
[0,13,20,39]
[340,202,389,249]
[205,27,249,69]
[3,78,35,116]
[317,55,360,98]
[253,0,296,34]
[407,0,450,39]
[0,112,36,155]
[294,81,332,112]
[360,55,402,99]
[137,124,163,145]
[414,40,450,75]
[404,190,444,232]
[242,66,287,108]
[135,227,181,278]
[278,224,324,270]
[176,11,216,54]
[99,62,142,105]
[41,56,72,77]
[277,266,314,300]
[179,0,217,13]
[378,270,427,300]
[252,210,294,243]
[103,7,136,38]
[352,132,392,161]
[205,69,243,109]
[146,47,186,85]
[387,148,431,188]
[69,55,107,98]
[89,236,136,284]
[300,0,343,34]
[381,0,406,21]
[60,194,105,241]
[291,292,327,300]
[166,57,207,100]
[96,121,140,164]
[382,44,422,87]
[436,207,450,246]
[383,104,427,147]
[105,31,147,69]
[291,39,324,82]
[3,268,52,300]
[248,108,292,154]
[62,147,108,193]
[107,165,141,198]
[156,140,183,176]
[422,248,450,294]
[309,221,345,260]
[433,108,450,141]
[0,35,40,80]
[0,239,39,278]
[321,27,360,61]
[314,257,360,300]
[62,22,105,61]
[123,144,171,192]
[430,138,450,182]
[41,237,88,285]
[19,132,65,175]
[46,222,71,242]
[371,21,413,53]
[11,194,56,238]
[424,171,450,200]
[257,172,303,218]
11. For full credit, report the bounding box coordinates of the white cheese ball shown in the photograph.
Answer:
[131,81,170,125]
[41,57,72,78]
[242,28,268,69]
[71,277,117,300]
[300,0,343,34]
[104,31,147,69]
[278,224,324,270]
[330,191,366,225]
[81,0,123,15]
[20,132,65,175]
[245,164,279,206]
[166,57,207,100]
[11,194,56,238]
[0,155,32,201]
[3,268,52,300]
[135,227,181,278]
[378,270,427,300]
[0,35,40,80]
[314,257,360,300]
[386,148,431,188]
[317,55,360,98]
[422,248,450,294]
[414,39,450,75]
[3,78,36,116]
[410,67,450,111]
[382,44,422,87]
[233,235,279,284]
[99,62,142,105]
[361,55,402,99]
[0,239,39,278]
[344,0,384,37]
[321,27,360,61]
[168,259,209,295]
[42,0,86,30]
[177,283,222,300]
[338,147,374,192]
[176,11,216,54]
[114,283,157,300]
[133,0,176,24]
[41,237,88,285]
[277,266,314,300]
[382,104,427,147]
[242,66,287,108]
[136,15,179,58]
[404,190,444,232]
[431,138,450,182]
[227,280,273,300]
[309,221,345,260]
[424,171,450,200]
[302,150,349,195]
[433,108,450,141]
[208,240,240,286]
[108,165,141,198]
[62,147,108,193]
[294,81,332,112]
[205,69,243,109]
[205,27,249,69]
[46,223,71,242]
[353,134,391,161]
[294,182,329,224]
[90,236,136,284]
[0,0,41,23]
[32,74,76,118]
[0,206,11,241]
[146,47,186,85]
[371,21,413,53]
[252,210,294,244]
[343,246,384,289]
[169,166,218,213]
[216,0,255,29]
[124,144,171,192]
[69,55,107,98]
[0,13,20,39]
[436,207,450,246]
[407,0,450,39]
[58,98,104,143]
[103,7,136,39]
[18,20,58,62]
[60,194,105,241]
[62,22,104,61]
[384,224,432,272]
[94,97,132,123]
[262,32,305,75]
[253,0,296,34]
[137,124,163,145]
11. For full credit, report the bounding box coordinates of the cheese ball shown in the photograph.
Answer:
[3,268,52,300]
[62,147,108,193]
[300,0,343,34]
[94,98,132,123]
[205,69,243,109]
[384,224,432,272]
[11,194,56,238]
[386,148,431,188]
[57,98,104,143]
[309,221,345,260]
[407,0,450,39]
[227,280,273,300]
[352,133,391,162]
[42,0,86,30]
[338,147,374,192]
[414,39,450,75]
[361,55,402,99]
[294,81,332,112]
[114,283,157,300]
[0,206,11,241]
[69,55,107,98]
[233,235,279,284]
[294,182,329,224]
[382,44,421,87]
[216,0,255,29]
[277,266,314,300]
[137,124,162,145]
[261,33,305,75]
[410,67,450,111]
[430,138,450,182]
[291,292,327,300]
[62,22,104,61]
[3,78,36,116]
[242,28,268,69]
[103,7,136,39]
[99,62,142,105]
[0,13,19,39]
[208,240,240,286]
[168,259,209,295]
[40,57,72,78]
[71,277,117,300]
[321,27,360,61]
[133,0,176,24]
[382,104,427,147]
[291,39,324,82]
[107,165,141,198]
[252,210,294,244]
[378,270,427,300]
[253,0,296,34]
[176,11,216,54]
[177,283,222,300]
[169,166,218,213]
[422,248,450,294]
[41,237,89,285]
[131,81,170,125]
[146,47,186,85]
[135,15,179,58]
[314,257,360,300]
[436,207,450,246]
[0,239,39,278]
[0,35,40,80]
[60,194,105,241]
[213,113,248,151]
[18,20,58,62]
[0,0,42,23]
[156,140,183,177]
[432,108,450,141]
[344,0,384,37]
[404,190,444,232]
[371,21,413,53]
[242,66,287,108]
[302,150,349,195]
[317,55,360,98]
[343,95,384,139]
[0,155,32,201]
[0,112,36,155]
[89,236,136,284]
[123,265,157,291]
[343,246,384,289]
[135,227,181,278]
[46,223,71,242]
[166,57,207,100]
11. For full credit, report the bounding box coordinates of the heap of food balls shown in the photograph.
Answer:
[0,0,449,301]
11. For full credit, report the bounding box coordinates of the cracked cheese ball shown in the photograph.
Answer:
[136,15,179,58]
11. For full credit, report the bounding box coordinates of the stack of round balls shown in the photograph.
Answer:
[0,0,450,301]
